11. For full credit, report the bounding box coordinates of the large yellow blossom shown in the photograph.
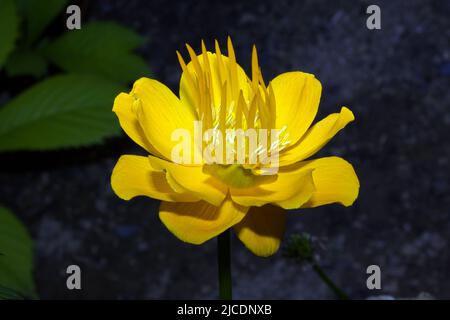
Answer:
[111,38,359,257]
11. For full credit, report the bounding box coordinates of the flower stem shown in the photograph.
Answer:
[217,229,232,300]
[311,262,349,300]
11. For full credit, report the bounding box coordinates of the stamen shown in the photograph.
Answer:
[219,81,227,135]
[227,37,239,101]
[186,44,207,121]
[215,40,231,102]
[235,91,244,129]
[178,39,286,168]
[176,50,199,116]
[201,40,215,110]
[268,83,276,129]
[251,45,259,91]
[248,95,257,129]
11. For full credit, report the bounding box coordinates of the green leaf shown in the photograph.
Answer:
[0,206,36,299]
[0,285,27,300]
[44,21,150,83]
[4,49,48,78]
[0,0,20,68]
[0,74,124,151]
[17,0,69,44]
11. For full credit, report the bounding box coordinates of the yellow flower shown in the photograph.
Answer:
[111,38,359,257]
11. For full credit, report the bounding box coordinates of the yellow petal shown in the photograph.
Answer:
[131,77,199,161]
[280,107,355,166]
[230,167,315,209]
[270,71,322,145]
[112,93,161,156]
[159,198,248,244]
[179,51,251,117]
[294,157,360,208]
[233,205,286,257]
[111,155,199,202]
[148,156,228,206]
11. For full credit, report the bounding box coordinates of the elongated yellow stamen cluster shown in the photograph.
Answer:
[176,38,291,166]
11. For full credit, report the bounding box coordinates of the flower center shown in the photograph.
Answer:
[203,164,276,188]
[177,38,291,168]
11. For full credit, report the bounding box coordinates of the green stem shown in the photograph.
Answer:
[217,229,232,300]
[312,262,349,300]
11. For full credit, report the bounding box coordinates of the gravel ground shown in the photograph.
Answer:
[0,0,449,299]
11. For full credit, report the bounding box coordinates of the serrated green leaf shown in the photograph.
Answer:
[44,21,150,83]
[17,0,68,44]
[0,206,36,299]
[0,0,20,68]
[4,49,48,78]
[0,74,124,151]
[50,21,145,52]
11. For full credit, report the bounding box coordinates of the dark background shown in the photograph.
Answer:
[1,0,449,299]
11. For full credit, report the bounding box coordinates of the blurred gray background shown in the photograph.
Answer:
[0,0,449,299]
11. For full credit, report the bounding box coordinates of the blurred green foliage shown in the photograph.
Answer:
[285,233,315,263]
[44,21,149,83]
[285,233,349,299]
[0,74,124,151]
[0,0,151,299]
[0,0,20,67]
[0,206,36,299]
[0,0,150,151]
